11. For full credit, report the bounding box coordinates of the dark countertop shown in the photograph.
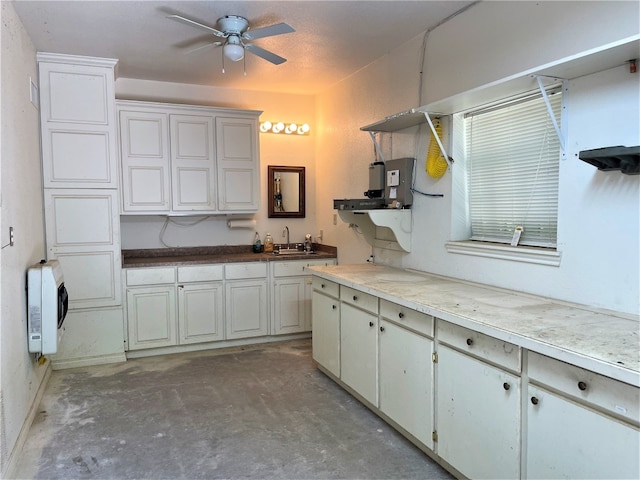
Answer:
[122,244,337,268]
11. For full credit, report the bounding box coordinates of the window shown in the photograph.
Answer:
[464,87,563,248]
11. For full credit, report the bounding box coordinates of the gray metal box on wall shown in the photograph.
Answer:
[384,158,414,207]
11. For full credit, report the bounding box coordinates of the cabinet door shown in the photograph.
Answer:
[38,59,118,188]
[437,345,520,479]
[273,277,307,335]
[340,302,378,406]
[225,280,267,339]
[527,385,640,479]
[170,114,216,212]
[312,291,340,377]
[44,189,121,309]
[215,116,259,211]
[178,282,224,344]
[119,110,170,212]
[126,286,176,350]
[379,320,434,448]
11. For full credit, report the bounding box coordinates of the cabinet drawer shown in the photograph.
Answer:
[341,286,378,314]
[126,267,175,286]
[437,321,521,372]
[177,265,224,283]
[312,276,339,298]
[380,299,433,338]
[225,262,267,280]
[528,352,639,424]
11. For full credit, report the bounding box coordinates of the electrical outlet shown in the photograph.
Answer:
[9,226,14,246]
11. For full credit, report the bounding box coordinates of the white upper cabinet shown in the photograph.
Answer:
[119,110,170,212]
[117,101,261,215]
[216,116,260,211]
[170,114,216,212]
[38,54,118,189]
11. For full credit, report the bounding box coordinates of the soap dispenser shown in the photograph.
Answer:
[252,232,262,253]
[264,233,274,253]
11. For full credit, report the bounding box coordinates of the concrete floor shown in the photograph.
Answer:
[14,339,452,479]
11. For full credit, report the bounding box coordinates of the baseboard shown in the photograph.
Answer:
[3,359,52,480]
[51,352,127,370]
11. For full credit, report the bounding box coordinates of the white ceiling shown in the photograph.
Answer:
[13,0,475,95]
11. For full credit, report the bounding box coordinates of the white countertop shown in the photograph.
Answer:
[309,264,640,387]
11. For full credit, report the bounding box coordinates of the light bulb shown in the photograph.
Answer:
[301,124,310,133]
[260,121,272,133]
[223,37,244,62]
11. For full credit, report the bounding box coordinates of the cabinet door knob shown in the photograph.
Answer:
[503,382,510,391]
[380,326,385,332]
[531,396,539,405]
[331,304,337,310]
[353,295,358,301]
[466,338,473,346]
[398,312,404,319]
[578,381,588,391]
[369,321,374,327]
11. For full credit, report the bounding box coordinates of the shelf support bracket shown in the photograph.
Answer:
[423,112,452,167]
[368,131,385,162]
[535,75,566,152]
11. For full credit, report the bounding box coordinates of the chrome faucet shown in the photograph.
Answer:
[282,226,290,249]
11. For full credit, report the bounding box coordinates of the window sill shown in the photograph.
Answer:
[445,241,561,267]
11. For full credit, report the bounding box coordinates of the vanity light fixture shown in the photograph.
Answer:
[260,121,310,135]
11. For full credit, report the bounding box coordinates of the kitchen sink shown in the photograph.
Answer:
[274,248,316,255]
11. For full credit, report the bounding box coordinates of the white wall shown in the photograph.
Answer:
[115,79,319,249]
[316,1,639,315]
[0,2,49,476]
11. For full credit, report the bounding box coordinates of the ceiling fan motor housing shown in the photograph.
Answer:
[217,15,249,35]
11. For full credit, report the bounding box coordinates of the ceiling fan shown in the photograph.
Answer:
[168,13,295,71]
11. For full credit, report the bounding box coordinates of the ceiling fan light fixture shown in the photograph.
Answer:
[224,42,244,62]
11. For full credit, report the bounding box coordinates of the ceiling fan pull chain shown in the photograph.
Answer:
[221,48,226,73]
[243,55,247,76]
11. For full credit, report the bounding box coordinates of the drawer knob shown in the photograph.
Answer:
[369,321,374,327]
[578,381,588,391]
[321,284,325,288]
[353,295,358,301]
[531,396,539,405]
[503,382,510,391]
[398,312,405,319]
[331,304,337,310]
[380,326,385,332]
[466,338,473,346]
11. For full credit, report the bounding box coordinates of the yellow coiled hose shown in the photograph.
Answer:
[426,119,448,179]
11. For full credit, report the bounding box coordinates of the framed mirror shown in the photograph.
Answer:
[268,165,305,218]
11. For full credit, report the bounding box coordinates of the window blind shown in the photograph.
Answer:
[465,88,562,248]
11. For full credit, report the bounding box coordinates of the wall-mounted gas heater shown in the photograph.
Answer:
[27,259,68,354]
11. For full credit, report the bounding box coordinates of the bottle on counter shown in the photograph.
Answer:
[304,233,313,253]
[252,232,262,253]
[264,233,274,253]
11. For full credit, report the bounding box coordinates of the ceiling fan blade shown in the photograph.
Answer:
[242,23,295,40]
[245,44,287,65]
[186,41,223,55]
[167,14,226,38]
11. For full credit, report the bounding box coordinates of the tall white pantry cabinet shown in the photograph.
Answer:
[37,53,125,367]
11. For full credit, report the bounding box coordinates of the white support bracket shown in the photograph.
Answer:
[535,75,566,152]
[368,131,385,162]
[423,112,452,167]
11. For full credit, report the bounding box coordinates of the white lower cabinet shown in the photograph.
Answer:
[127,285,177,350]
[526,352,640,479]
[225,262,268,340]
[378,299,434,449]
[437,344,521,479]
[178,283,224,344]
[311,278,340,377]
[340,287,379,406]
[272,259,337,335]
